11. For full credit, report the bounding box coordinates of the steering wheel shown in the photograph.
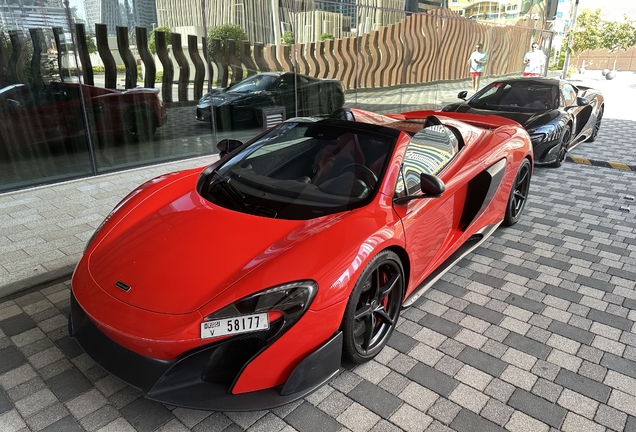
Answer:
[533,96,551,108]
[339,163,378,188]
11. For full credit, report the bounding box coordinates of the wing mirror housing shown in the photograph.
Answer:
[217,138,243,157]
[457,90,468,100]
[393,173,446,205]
[576,97,590,106]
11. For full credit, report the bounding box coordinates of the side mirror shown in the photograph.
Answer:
[217,138,243,157]
[393,173,445,205]
[576,97,590,106]
[420,173,445,196]
[457,91,468,100]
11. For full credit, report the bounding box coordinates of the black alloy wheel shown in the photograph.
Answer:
[342,250,405,364]
[586,106,603,142]
[503,158,532,227]
[551,127,571,168]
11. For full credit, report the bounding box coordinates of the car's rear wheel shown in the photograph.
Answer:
[503,158,532,227]
[551,127,571,168]
[586,106,603,142]
[341,250,404,364]
[123,107,156,143]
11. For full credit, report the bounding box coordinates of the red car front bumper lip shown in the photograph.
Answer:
[68,292,342,411]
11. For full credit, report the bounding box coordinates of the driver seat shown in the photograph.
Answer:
[313,133,366,185]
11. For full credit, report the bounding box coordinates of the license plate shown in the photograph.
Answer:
[200,313,269,339]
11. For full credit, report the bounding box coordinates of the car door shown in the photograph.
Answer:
[392,126,459,282]
[560,82,583,138]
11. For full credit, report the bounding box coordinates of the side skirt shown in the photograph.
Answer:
[402,222,501,308]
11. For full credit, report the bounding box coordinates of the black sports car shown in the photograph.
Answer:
[442,77,604,167]
[196,72,345,130]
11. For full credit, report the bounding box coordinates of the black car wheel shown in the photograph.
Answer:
[503,158,532,227]
[124,107,156,143]
[586,106,603,142]
[342,250,404,364]
[551,127,571,168]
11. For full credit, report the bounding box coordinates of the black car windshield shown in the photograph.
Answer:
[227,75,278,93]
[200,119,398,220]
[469,81,558,111]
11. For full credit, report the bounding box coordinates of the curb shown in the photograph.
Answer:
[0,266,74,299]
[566,156,636,171]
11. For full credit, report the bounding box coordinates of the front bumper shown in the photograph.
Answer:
[68,293,342,411]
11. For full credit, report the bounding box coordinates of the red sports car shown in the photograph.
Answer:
[69,108,533,410]
[0,82,166,160]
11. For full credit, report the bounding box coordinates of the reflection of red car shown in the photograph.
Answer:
[69,108,533,410]
[0,82,166,158]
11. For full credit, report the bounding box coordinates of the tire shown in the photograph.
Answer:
[123,107,156,143]
[341,250,405,364]
[550,127,571,168]
[503,158,532,227]
[586,106,603,142]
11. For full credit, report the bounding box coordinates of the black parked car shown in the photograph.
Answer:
[442,77,604,167]
[196,72,345,130]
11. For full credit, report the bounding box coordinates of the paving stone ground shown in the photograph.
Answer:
[1,70,636,431]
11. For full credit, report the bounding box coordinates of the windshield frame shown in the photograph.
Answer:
[197,118,402,220]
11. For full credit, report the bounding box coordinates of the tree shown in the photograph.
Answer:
[282,31,294,45]
[85,34,97,54]
[570,9,604,55]
[148,26,172,54]
[207,24,248,60]
[600,16,636,52]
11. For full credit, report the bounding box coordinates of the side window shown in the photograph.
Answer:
[394,125,459,197]
[561,83,576,106]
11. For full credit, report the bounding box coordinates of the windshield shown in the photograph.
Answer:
[227,75,278,93]
[200,119,398,220]
[470,81,558,111]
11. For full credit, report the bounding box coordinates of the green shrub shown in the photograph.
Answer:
[148,27,172,54]
[207,24,248,60]
[319,33,335,42]
[282,31,295,45]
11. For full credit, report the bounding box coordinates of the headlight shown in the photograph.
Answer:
[529,133,546,145]
[201,280,317,340]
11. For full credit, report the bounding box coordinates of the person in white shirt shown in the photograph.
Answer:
[467,43,488,92]
[523,43,546,77]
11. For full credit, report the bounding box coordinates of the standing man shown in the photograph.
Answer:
[467,43,488,93]
[523,42,546,77]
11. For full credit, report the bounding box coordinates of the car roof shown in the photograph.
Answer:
[495,77,561,86]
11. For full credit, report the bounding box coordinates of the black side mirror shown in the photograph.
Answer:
[576,97,590,106]
[393,173,445,205]
[217,139,243,157]
[457,91,468,100]
[420,173,445,196]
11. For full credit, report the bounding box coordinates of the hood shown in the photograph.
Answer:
[446,103,557,129]
[198,89,256,108]
[88,177,341,314]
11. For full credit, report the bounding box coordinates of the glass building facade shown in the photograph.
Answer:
[0,0,550,193]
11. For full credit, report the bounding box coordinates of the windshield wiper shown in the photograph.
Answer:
[209,170,278,218]
[210,170,247,211]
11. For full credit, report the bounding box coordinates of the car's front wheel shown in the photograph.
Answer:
[550,127,571,168]
[503,158,532,227]
[341,250,404,364]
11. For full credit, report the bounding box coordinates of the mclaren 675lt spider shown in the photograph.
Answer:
[69,108,534,411]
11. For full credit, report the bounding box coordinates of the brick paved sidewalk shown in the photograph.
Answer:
[1,162,635,432]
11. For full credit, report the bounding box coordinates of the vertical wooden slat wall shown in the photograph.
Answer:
[0,8,540,104]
